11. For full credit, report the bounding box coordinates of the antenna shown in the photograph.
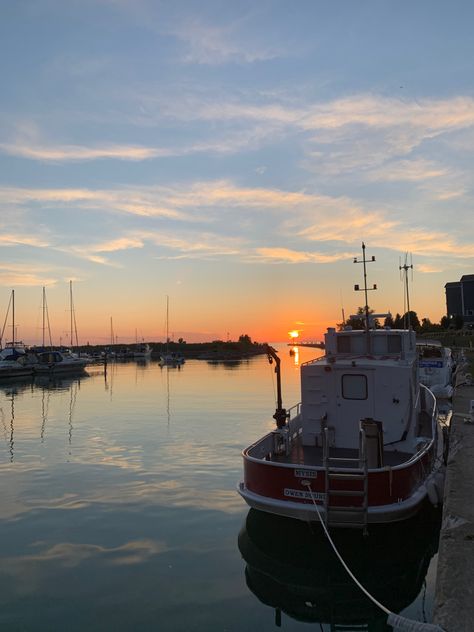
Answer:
[353,242,377,353]
[399,253,413,330]
[340,290,346,324]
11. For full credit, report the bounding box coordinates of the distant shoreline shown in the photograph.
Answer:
[74,340,269,361]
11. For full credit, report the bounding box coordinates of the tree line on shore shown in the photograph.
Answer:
[338,307,467,334]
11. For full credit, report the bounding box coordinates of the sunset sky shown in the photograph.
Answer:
[1,1,473,345]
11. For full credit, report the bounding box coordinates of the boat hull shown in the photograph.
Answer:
[239,425,445,526]
[238,477,438,524]
[0,366,35,379]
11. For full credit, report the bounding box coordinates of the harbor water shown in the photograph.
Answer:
[0,345,441,631]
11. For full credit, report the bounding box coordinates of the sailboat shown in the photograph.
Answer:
[33,284,88,375]
[159,296,184,366]
[0,290,34,378]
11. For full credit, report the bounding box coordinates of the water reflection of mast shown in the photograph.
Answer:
[159,364,172,429]
[40,386,51,442]
[166,365,170,428]
[68,380,79,456]
[9,391,14,462]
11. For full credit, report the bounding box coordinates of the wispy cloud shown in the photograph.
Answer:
[92,237,145,253]
[253,248,353,264]
[300,210,474,260]
[0,142,168,162]
[0,186,187,220]
[147,231,243,260]
[0,263,58,286]
[62,236,145,266]
[172,19,279,65]
[161,179,314,210]
[1,180,473,270]
[0,233,50,248]
[418,264,444,273]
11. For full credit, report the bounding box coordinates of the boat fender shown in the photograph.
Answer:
[426,479,439,506]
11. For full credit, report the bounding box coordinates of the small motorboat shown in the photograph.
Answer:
[133,343,152,359]
[0,345,34,379]
[159,351,185,366]
[417,340,454,399]
[32,349,88,374]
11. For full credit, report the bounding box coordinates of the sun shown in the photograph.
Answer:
[288,330,300,339]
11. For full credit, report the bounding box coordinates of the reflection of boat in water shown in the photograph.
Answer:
[33,372,88,391]
[238,505,441,629]
[239,246,446,528]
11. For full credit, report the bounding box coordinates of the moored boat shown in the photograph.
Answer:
[417,340,454,399]
[159,351,185,366]
[0,345,35,379]
[133,343,152,359]
[238,245,446,529]
[32,349,88,374]
[159,296,185,366]
[0,290,35,379]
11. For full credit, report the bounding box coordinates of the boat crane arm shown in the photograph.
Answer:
[264,345,288,429]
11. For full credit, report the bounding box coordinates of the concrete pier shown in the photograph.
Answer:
[434,353,474,632]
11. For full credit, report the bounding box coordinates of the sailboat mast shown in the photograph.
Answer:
[42,286,46,347]
[70,281,73,350]
[12,289,15,347]
[166,295,169,352]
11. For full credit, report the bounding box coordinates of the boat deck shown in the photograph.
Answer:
[271,442,412,468]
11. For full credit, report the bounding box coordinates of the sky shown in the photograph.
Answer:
[1,0,473,345]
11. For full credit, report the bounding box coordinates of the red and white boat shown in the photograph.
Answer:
[239,246,446,529]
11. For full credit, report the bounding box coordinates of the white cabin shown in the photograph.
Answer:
[300,327,420,451]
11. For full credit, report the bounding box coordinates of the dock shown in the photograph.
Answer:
[434,351,474,631]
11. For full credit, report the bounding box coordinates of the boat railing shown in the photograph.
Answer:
[287,402,301,420]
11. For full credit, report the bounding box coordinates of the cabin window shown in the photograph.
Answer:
[337,337,351,353]
[387,335,402,353]
[342,374,367,400]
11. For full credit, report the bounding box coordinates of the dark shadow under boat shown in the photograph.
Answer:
[238,502,441,629]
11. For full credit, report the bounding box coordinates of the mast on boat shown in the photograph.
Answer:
[1,290,15,349]
[399,254,413,331]
[41,287,53,348]
[166,295,169,353]
[353,242,377,354]
[12,289,15,347]
[69,280,79,349]
[110,317,114,346]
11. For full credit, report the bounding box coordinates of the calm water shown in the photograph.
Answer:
[0,345,440,631]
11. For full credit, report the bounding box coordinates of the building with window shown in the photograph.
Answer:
[445,274,474,327]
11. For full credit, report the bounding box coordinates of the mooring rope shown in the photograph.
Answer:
[301,480,445,632]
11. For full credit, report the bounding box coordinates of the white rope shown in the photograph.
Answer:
[301,481,445,632]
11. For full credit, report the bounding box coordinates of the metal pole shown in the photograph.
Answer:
[12,289,15,347]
